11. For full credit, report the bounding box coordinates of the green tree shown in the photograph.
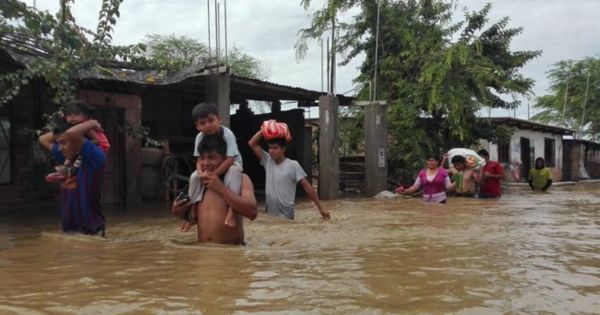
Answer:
[0,0,147,106]
[532,57,600,140]
[143,34,269,79]
[298,0,539,181]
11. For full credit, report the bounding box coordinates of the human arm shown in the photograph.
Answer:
[195,158,203,174]
[528,169,534,190]
[445,176,455,191]
[441,153,449,169]
[299,178,330,219]
[65,120,106,148]
[213,156,235,177]
[171,197,193,219]
[67,120,102,137]
[38,132,55,151]
[471,170,481,182]
[484,163,505,179]
[248,130,264,161]
[398,177,422,194]
[542,179,552,191]
[201,173,258,220]
[542,168,552,191]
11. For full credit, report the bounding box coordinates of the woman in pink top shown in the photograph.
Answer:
[396,155,453,203]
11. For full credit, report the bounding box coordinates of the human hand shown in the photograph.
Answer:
[88,119,103,132]
[319,207,331,220]
[195,159,203,174]
[484,171,496,179]
[171,197,192,219]
[394,186,405,194]
[200,171,226,194]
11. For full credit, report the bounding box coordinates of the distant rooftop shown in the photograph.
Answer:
[484,117,576,135]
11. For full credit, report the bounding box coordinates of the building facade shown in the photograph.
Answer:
[478,118,575,182]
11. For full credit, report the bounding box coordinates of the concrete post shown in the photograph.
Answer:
[271,100,281,113]
[205,72,231,127]
[318,95,339,199]
[357,101,387,196]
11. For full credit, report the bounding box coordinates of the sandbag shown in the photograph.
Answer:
[261,119,292,142]
[447,148,485,170]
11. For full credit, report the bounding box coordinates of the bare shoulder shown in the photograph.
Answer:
[242,174,254,189]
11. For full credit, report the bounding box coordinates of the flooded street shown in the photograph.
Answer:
[1,184,600,314]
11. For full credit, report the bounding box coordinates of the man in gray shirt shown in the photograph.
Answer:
[248,129,330,220]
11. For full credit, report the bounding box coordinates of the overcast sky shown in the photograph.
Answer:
[32,0,600,119]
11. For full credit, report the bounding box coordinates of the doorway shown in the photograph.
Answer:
[520,137,533,180]
[95,107,126,204]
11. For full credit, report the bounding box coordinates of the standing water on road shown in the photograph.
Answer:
[1,184,599,314]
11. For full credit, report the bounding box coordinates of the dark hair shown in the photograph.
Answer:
[51,119,72,135]
[451,155,466,165]
[425,154,440,161]
[191,102,219,122]
[267,138,287,149]
[62,100,93,118]
[477,149,489,158]
[197,134,226,157]
[535,157,545,168]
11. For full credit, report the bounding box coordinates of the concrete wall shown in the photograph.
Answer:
[318,95,339,199]
[482,129,564,182]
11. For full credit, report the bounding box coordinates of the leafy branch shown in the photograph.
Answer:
[0,0,149,107]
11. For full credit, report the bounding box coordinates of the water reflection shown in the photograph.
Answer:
[0,184,599,313]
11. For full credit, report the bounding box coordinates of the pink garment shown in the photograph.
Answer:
[94,130,110,154]
[417,168,449,194]
[417,168,449,203]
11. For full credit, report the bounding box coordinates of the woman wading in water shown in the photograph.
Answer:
[396,155,453,203]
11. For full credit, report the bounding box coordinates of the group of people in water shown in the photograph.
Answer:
[169,102,330,245]
[38,100,329,245]
[38,100,554,245]
[396,149,553,204]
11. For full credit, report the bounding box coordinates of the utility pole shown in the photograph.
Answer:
[373,0,381,101]
[224,0,228,67]
[580,72,591,135]
[207,0,211,59]
[561,79,569,123]
[329,9,336,95]
[320,38,324,92]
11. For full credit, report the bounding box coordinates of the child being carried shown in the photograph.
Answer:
[179,102,243,231]
[45,101,110,183]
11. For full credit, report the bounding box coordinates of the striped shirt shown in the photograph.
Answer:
[52,140,107,235]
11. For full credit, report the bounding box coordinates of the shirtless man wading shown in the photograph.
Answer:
[171,134,257,245]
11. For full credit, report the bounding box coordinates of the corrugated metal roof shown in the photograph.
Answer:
[484,117,576,135]
[1,40,354,104]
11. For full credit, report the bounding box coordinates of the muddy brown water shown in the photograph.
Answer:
[1,184,599,314]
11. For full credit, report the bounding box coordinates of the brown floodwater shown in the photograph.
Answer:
[1,184,600,314]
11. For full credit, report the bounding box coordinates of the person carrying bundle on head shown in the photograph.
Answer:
[248,120,330,220]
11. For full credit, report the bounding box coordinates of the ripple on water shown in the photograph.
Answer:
[1,186,600,313]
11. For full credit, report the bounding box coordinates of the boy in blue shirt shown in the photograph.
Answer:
[39,119,107,236]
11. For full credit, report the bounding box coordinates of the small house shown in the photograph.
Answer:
[478,117,576,182]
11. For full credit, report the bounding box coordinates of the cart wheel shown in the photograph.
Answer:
[160,154,194,193]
